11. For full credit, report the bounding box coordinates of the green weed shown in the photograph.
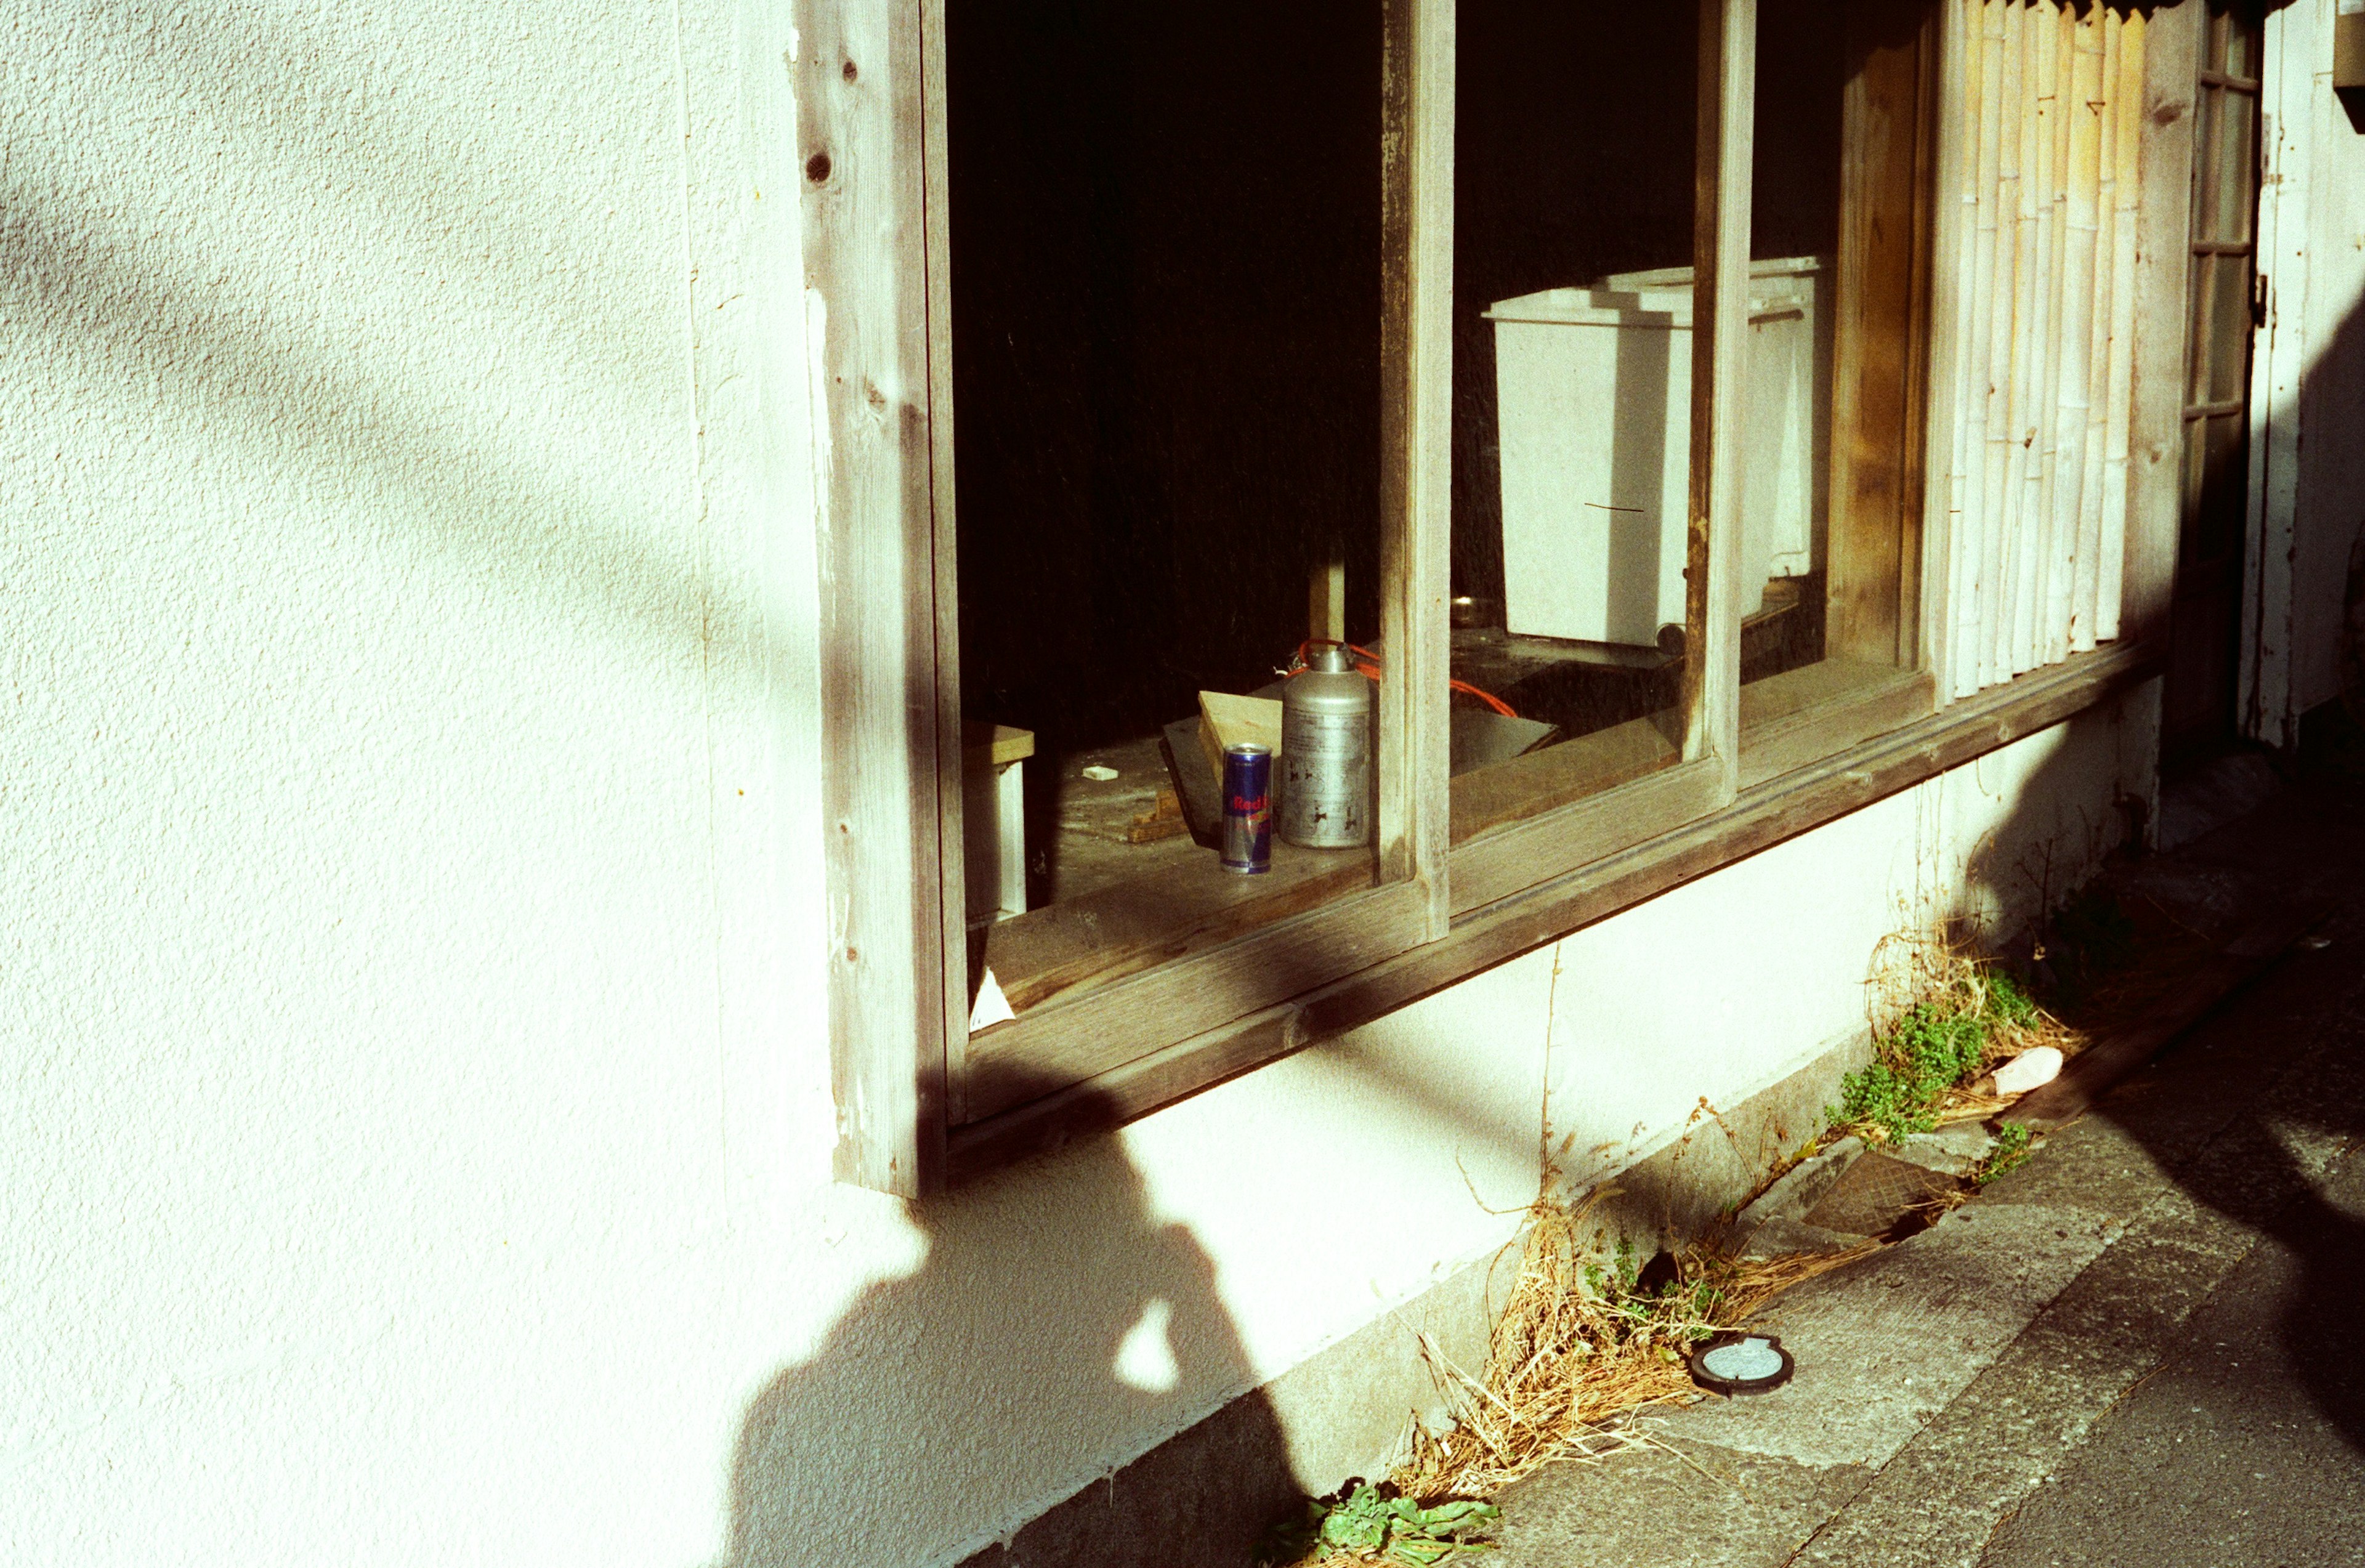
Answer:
[1828,968,2045,1144]
[1972,1121,2033,1186]
[1261,1482,1498,1566]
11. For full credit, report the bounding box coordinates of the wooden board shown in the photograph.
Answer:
[1378,0,1456,928]
[963,722,1034,770]
[1686,0,1757,774]
[977,833,1373,1020]
[1827,0,1939,669]
[798,0,950,1196]
[1450,755,1725,916]
[1197,690,1284,783]
[965,878,1427,1123]
[1449,711,1682,844]
[949,642,2162,1181]
[1737,660,1938,790]
[2122,6,2188,651]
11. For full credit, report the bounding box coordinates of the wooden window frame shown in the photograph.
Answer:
[802,0,2192,1196]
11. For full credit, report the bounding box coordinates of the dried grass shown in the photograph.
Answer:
[1277,923,2141,1566]
[1852,928,2088,1136]
[1383,1191,1877,1509]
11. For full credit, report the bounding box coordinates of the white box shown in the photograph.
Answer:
[1487,255,1830,648]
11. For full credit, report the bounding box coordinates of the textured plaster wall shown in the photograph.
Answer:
[3,7,2154,1567]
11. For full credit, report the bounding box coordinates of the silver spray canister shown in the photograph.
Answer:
[1279,645,1374,848]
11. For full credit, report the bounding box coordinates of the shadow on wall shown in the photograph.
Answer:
[728,1081,1300,1568]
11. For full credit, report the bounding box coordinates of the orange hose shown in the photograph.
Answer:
[1288,638,1519,719]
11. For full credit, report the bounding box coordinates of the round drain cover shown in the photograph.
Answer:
[1688,1333,1796,1396]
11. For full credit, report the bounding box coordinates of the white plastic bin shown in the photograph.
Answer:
[1487,255,1830,649]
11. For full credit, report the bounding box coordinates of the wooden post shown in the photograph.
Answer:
[1958,0,2009,698]
[1687,0,1755,772]
[2073,6,2120,656]
[2243,2,2311,747]
[2049,2,2103,664]
[1927,0,1980,701]
[2005,3,2056,679]
[1379,0,1455,931]
[2122,4,2191,653]
[2099,6,2145,644]
[798,0,952,1196]
[1981,0,2026,691]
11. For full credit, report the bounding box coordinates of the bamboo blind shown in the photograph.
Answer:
[1939,0,2146,698]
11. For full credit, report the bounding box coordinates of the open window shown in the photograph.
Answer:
[1440,2,1734,915]
[932,0,1455,1136]
[801,0,2183,1195]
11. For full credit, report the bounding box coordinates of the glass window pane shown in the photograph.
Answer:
[2187,253,2216,406]
[2209,91,2257,245]
[2209,253,2254,405]
[1732,0,1939,772]
[947,0,1393,1012]
[1446,0,1704,853]
[2221,2,2257,80]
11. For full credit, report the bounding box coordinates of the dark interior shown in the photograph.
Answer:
[946,0,1849,835]
[947,0,1385,756]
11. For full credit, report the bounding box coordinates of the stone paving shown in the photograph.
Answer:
[1490,766,2365,1568]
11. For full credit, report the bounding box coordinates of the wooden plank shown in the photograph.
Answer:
[1309,557,1348,646]
[1957,0,2009,699]
[2098,6,2145,644]
[1379,0,1455,930]
[920,0,964,1133]
[2072,6,2120,657]
[2015,6,2053,681]
[1449,757,1724,916]
[1686,0,1755,775]
[1829,0,1939,669]
[948,641,2165,1181]
[2046,3,2103,665]
[2122,4,2191,652]
[963,879,1431,1123]
[1898,0,1939,685]
[2241,3,2309,748]
[1736,661,1938,790]
[1981,1,2026,691]
[980,838,1372,1016]
[798,0,948,1195]
[1925,0,1978,701]
[1197,690,1284,783]
[962,722,1033,769]
[1448,714,1680,844]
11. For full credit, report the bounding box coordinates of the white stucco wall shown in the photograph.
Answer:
[4,8,2154,1567]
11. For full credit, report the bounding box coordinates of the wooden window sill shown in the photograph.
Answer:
[945,641,2160,1182]
[1739,659,1939,790]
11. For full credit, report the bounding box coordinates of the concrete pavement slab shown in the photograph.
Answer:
[1668,1203,2117,1471]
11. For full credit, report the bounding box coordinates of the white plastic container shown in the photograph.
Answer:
[1487,255,1830,648]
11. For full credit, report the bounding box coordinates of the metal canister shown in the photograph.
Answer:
[1219,743,1273,874]
[1279,645,1374,848]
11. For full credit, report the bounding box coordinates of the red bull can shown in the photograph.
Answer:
[1221,743,1273,874]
